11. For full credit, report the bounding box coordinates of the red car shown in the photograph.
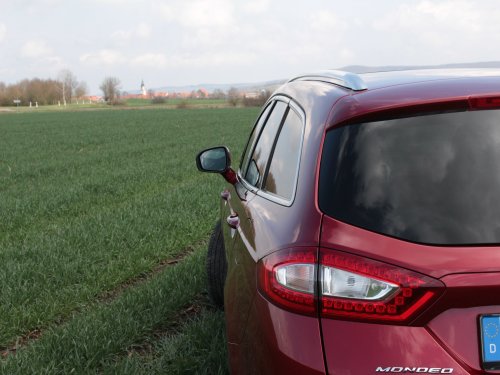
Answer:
[196,69,500,374]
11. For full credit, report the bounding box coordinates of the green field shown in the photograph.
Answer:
[0,107,259,373]
[0,98,230,114]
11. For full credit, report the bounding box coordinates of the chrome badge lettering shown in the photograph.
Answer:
[376,367,454,373]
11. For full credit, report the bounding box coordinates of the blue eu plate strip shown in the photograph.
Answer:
[482,316,500,363]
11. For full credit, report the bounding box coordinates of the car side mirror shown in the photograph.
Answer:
[196,146,230,173]
[196,146,238,184]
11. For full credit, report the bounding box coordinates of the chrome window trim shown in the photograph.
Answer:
[238,97,306,207]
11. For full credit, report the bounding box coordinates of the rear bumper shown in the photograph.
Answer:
[321,319,469,374]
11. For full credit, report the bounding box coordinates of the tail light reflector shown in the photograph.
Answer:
[257,248,445,324]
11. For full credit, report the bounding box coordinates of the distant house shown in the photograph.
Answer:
[244,91,260,99]
[86,95,104,103]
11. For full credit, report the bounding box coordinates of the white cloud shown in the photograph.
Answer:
[242,0,269,14]
[309,10,347,34]
[136,23,152,38]
[367,0,500,64]
[21,40,53,58]
[156,0,235,28]
[80,49,126,65]
[131,53,168,68]
[111,23,152,41]
[0,23,6,42]
[131,51,256,69]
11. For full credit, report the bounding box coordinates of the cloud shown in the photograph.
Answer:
[21,40,53,58]
[0,23,6,42]
[308,10,347,34]
[156,0,235,28]
[372,1,489,35]
[135,23,151,38]
[131,53,168,68]
[131,51,255,69]
[368,0,500,63]
[111,23,152,41]
[80,49,126,65]
[242,0,269,14]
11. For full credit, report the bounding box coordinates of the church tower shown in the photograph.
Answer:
[141,80,146,96]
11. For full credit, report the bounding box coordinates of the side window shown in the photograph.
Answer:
[264,108,303,201]
[244,101,288,187]
[239,103,273,176]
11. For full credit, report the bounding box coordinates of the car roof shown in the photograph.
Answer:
[289,68,500,91]
[288,69,500,128]
[360,68,500,90]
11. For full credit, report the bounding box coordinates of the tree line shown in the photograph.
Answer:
[0,70,87,106]
[0,71,273,107]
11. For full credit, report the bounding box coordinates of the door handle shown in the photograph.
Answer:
[221,190,230,201]
[226,214,240,229]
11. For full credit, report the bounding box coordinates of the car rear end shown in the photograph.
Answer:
[318,75,500,374]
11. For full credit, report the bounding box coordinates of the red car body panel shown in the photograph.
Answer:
[233,293,325,375]
[204,69,500,374]
[321,216,500,278]
[329,76,500,128]
[319,73,500,374]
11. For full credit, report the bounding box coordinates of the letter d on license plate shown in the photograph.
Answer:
[480,315,500,370]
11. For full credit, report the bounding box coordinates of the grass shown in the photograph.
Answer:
[0,106,259,373]
[125,98,227,108]
[0,242,223,374]
[109,307,228,375]
[0,98,230,113]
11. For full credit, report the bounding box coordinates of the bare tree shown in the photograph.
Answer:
[210,88,226,100]
[75,82,88,100]
[227,87,240,106]
[0,78,62,106]
[58,69,78,104]
[100,77,121,103]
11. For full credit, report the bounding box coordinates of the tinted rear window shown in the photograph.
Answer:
[319,110,500,245]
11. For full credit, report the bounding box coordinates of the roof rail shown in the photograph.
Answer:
[288,70,367,91]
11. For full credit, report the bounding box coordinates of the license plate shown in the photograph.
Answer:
[480,315,500,370]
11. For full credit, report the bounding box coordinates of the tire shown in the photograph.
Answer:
[206,220,227,309]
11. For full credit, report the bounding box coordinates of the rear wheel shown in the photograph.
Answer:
[206,220,227,309]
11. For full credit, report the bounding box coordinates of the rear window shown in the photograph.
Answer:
[319,109,500,245]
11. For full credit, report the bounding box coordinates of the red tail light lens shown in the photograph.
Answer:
[257,248,317,316]
[469,96,500,110]
[257,248,444,324]
[320,249,444,323]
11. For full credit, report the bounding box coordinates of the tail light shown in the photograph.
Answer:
[257,248,445,324]
[258,248,317,316]
[469,96,500,110]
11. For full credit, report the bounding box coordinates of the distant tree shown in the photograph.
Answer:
[151,96,167,104]
[0,82,6,106]
[100,77,121,103]
[196,89,207,99]
[242,89,272,107]
[227,87,240,106]
[58,69,79,104]
[75,82,88,99]
[0,78,62,106]
[147,89,155,98]
[210,88,226,100]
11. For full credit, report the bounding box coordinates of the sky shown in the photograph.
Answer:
[1,0,500,94]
